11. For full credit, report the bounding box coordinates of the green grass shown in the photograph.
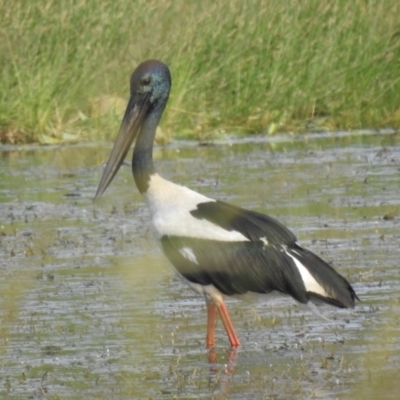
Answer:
[1,0,400,144]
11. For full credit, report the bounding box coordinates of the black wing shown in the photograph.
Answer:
[190,200,297,245]
[161,235,310,303]
[161,200,358,308]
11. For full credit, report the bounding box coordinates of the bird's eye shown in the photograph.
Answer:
[141,77,151,86]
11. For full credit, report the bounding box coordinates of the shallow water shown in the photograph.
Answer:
[0,131,399,399]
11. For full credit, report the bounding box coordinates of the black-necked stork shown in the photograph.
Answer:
[95,60,359,349]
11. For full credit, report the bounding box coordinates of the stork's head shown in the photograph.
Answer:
[94,60,171,200]
[129,60,171,108]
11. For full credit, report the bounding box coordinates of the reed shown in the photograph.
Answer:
[1,0,399,143]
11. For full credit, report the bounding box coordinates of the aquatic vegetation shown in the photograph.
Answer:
[1,0,400,143]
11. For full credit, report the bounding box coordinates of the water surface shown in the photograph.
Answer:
[0,131,399,399]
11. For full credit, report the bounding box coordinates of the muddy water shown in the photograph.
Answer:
[0,131,399,399]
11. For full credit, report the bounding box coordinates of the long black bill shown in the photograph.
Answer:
[94,95,148,200]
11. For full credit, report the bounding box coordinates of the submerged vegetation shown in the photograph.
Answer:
[1,0,400,144]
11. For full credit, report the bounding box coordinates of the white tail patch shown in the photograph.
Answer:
[285,251,329,298]
[179,247,199,265]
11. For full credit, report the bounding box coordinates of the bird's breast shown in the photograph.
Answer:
[143,174,248,242]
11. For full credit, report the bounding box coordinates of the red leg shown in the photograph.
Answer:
[206,301,217,349]
[216,301,240,348]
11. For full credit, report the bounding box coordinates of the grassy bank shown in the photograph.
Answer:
[1,0,400,144]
